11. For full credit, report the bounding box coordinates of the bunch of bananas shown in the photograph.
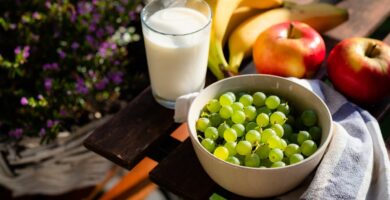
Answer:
[206,0,348,79]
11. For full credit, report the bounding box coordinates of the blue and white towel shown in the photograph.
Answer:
[280,78,390,200]
[174,78,390,200]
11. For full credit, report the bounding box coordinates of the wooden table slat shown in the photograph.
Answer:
[84,87,179,169]
[326,0,390,40]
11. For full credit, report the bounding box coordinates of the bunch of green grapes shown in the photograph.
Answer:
[196,91,321,168]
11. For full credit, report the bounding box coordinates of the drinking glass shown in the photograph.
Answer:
[141,0,211,109]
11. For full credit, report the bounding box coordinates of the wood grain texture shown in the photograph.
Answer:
[326,0,390,40]
[83,87,179,170]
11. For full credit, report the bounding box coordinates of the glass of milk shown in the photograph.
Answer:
[141,0,211,109]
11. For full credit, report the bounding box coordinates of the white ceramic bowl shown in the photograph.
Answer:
[187,74,333,198]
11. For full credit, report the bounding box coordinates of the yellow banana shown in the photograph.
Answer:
[239,0,283,9]
[206,0,284,79]
[228,2,349,74]
[223,7,263,44]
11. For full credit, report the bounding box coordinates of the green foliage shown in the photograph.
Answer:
[0,0,148,143]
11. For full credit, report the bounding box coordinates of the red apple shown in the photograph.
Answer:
[327,37,390,104]
[253,21,326,78]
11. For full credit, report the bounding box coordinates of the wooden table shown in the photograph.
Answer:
[84,0,390,199]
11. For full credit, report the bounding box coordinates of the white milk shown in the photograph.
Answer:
[142,7,210,102]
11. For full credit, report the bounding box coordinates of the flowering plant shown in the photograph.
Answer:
[0,0,148,143]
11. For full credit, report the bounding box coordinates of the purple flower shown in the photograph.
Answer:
[59,109,68,117]
[86,35,95,47]
[46,119,59,128]
[92,13,101,23]
[22,46,30,59]
[116,5,125,14]
[8,128,23,139]
[20,97,28,106]
[96,28,105,38]
[105,25,115,35]
[14,46,21,55]
[88,23,96,32]
[77,2,93,15]
[109,71,124,85]
[58,49,66,59]
[75,78,89,94]
[44,78,53,91]
[128,11,137,21]
[37,94,44,100]
[39,128,46,137]
[88,70,96,78]
[71,42,79,50]
[43,63,59,71]
[95,77,109,90]
[32,12,40,20]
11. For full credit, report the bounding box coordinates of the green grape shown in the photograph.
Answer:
[297,131,311,145]
[201,138,215,153]
[255,144,270,159]
[244,106,257,121]
[271,161,286,168]
[300,140,317,157]
[260,159,273,168]
[270,111,287,125]
[289,153,304,164]
[231,102,244,111]
[209,113,223,127]
[214,146,229,161]
[231,110,246,124]
[282,156,290,165]
[286,114,295,125]
[245,153,260,167]
[217,123,229,138]
[223,128,237,142]
[288,133,298,144]
[245,122,258,132]
[226,156,240,165]
[226,119,235,127]
[205,127,219,140]
[236,140,252,156]
[277,102,290,115]
[226,92,236,101]
[219,105,233,119]
[261,128,276,143]
[245,130,261,144]
[309,126,322,142]
[257,106,271,115]
[196,117,210,132]
[279,139,287,150]
[207,99,221,113]
[269,148,283,162]
[271,124,284,137]
[301,109,317,127]
[219,93,234,106]
[224,141,237,156]
[256,113,269,128]
[267,135,281,149]
[282,124,293,136]
[284,144,301,157]
[239,94,253,106]
[252,92,266,107]
[265,95,280,110]
[232,123,245,137]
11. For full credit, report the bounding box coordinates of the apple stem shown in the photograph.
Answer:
[288,23,294,39]
[366,43,378,58]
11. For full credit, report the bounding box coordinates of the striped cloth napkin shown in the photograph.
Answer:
[279,78,390,200]
[174,78,390,199]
